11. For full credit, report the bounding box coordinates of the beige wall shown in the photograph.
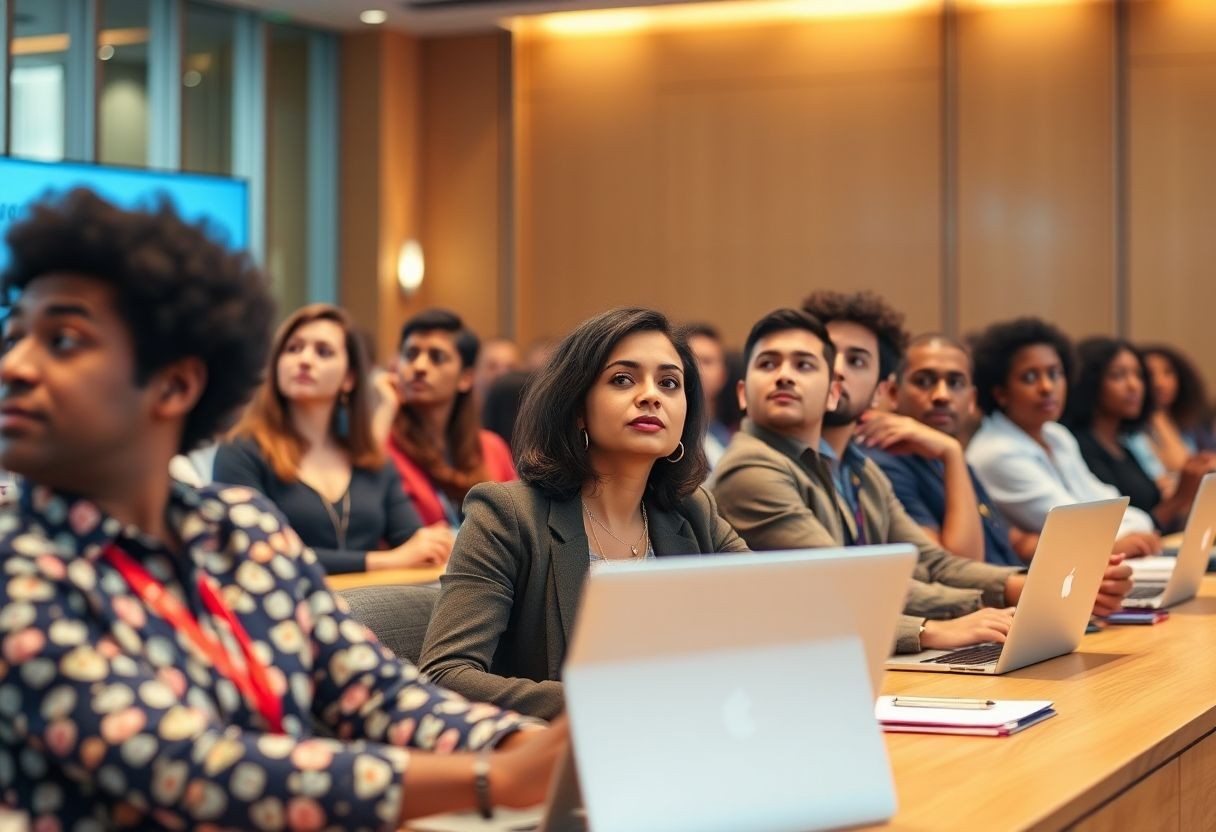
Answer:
[420,33,510,341]
[955,2,1116,338]
[339,30,425,363]
[1128,0,1216,367]
[340,1,1216,385]
[515,13,943,346]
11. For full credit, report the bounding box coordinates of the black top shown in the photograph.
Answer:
[1072,429,1162,524]
[213,438,424,574]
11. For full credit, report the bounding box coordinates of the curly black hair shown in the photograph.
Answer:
[1141,344,1210,429]
[514,307,709,510]
[970,317,1074,416]
[801,290,909,379]
[1,188,275,452]
[1062,337,1153,434]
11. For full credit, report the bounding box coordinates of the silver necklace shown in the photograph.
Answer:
[321,489,352,550]
[582,500,648,557]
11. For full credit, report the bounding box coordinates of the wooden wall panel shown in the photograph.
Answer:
[1128,1,1216,382]
[339,33,385,349]
[955,2,1117,339]
[339,31,424,363]
[421,34,509,341]
[514,13,942,347]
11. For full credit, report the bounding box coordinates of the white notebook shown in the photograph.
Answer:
[876,696,1056,737]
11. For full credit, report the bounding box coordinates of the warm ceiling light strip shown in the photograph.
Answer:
[958,0,1106,6]
[511,0,942,37]
[10,34,70,56]
[99,27,151,48]
[12,26,150,57]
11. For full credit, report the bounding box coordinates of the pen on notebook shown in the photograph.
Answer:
[892,696,995,710]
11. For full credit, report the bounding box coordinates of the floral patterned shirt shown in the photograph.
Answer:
[0,481,538,830]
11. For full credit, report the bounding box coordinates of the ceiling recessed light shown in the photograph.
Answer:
[359,9,388,25]
[97,44,115,61]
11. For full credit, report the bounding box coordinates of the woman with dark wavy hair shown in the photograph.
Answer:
[1063,337,1213,532]
[1142,344,1216,474]
[419,307,748,719]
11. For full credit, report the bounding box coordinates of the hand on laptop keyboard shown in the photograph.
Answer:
[920,607,1015,651]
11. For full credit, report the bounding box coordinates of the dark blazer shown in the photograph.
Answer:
[419,480,749,719]
[213,438,424,574]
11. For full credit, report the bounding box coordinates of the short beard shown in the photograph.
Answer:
[822,407,856,428]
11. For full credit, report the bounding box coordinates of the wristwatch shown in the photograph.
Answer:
[473,751,494,820]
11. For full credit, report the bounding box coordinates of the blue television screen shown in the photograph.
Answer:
[0,157,249,272]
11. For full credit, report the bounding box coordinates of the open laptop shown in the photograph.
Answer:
[561,545,916,832]
[886,497,1127,675]
[1123,473,1216,609]
[412,545,916,832]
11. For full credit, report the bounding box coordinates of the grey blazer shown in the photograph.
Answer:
[419,480,749,719]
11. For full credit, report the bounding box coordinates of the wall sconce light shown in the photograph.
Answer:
[397,239,425,295]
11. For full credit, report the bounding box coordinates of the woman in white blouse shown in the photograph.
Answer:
[966,317,1160,557]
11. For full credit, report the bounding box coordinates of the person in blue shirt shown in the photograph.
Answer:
[859,333,1032,566]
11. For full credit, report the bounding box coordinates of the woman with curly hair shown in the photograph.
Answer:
[966,318,1159,557]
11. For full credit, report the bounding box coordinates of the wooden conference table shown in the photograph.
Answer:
[356,568,1216,831]
[867,577,1216,831]
[327,564,445,591]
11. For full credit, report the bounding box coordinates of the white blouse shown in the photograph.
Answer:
[967,411,1156,537]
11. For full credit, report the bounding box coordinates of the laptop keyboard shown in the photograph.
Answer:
[922,642,1004,666]
[1126,583,1167,600]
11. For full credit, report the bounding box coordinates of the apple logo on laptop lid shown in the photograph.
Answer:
[1061,568,1075,599]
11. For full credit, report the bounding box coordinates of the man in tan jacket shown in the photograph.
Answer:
[712,304,1133,653]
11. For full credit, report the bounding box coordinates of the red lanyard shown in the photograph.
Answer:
[102,544,284,734]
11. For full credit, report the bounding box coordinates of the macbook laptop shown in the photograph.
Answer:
[412,545,916,832]
[561,545,917,832]
[886,497,1127,675]
[1123,473,1216,609]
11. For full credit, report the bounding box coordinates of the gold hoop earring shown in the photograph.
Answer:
[581,428,590,451]
[666,441,685,463]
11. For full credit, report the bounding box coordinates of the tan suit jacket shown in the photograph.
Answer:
[712,422,1018,653]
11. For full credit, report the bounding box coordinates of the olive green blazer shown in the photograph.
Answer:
[419,480,749,719]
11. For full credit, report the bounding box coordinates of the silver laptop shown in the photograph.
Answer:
[1124,473,1216,609]
[562,545,916,832]
[886,497,1127,675]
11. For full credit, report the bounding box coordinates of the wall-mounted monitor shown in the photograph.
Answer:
[0,156,249,272]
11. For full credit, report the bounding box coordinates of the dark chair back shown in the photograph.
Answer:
[338,583,440,666]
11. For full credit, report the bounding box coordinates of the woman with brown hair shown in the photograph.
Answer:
[214,304,453,574]
[388,309,516,527]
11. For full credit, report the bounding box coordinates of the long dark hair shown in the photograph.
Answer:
[232,304,383,482]
[392,308,487,504]
[1062,337,1153,434]
[515,307,709,510]
[1142,344,1210,430]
